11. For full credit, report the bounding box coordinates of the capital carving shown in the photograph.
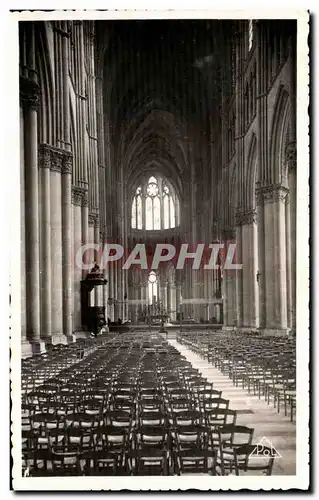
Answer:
[71,186,84,206]
[222,227,236,241]
[38,144,51,169]
[285,141,296,171]
[62,152,73,174]
[51,150,63,173]
[20,76,40,110]
[81,190,89,207]
[255,188,264,206]
[236,209,257,226]
[88,212,97,226]
[256,184,289,205]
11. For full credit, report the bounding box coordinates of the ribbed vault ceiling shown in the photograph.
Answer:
[100,20,222,188]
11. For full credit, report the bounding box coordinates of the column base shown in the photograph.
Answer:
[66,335,76,343]
[222,325,237,331]
[258,328,290,337]
[21,340,35,358]
[73,330,91,340]
[221,326,290,338]
[232,327,259,335]
[50,333,69,345]
[30,340,46,355]
[41,336,53,345]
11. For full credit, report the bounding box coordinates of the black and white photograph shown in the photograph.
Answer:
[8,8,309,491]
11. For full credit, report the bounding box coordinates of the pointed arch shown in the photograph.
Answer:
[229,165,237,229]
[69,95,77,183]
[246,133,257,210]
[280,106,292,186]
[270,85,290,184]
[35,24,54,145]
[130,173,180,231]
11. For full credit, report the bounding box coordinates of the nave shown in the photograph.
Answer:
[21,331,296,477]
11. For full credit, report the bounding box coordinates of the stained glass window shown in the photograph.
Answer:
[131,175,180,230]
[131,186,143,229]
[131,201,136,228]
[136,194,142,229]
[153,197,161,229]
[145,196,153,230]
[163,195,169,229]
[170,197,175,227]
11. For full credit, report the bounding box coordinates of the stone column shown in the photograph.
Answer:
[286,142,297,331]
[170,284,177,322]
[223,229,238,328]
[256,192,266,329]
[285,191,292,330]
[258,184,288,333]
[106,266,112,322]
[127,283,132,323]
[144,274,149,316]
[256,23,268,331]
[237,210,259,329]
[39,144,52,341]
[107,264,114,322]
[113,262,118,320]
[224,271,237,327]
[21,77,45,353]
[50,149,64,342]
[161,283,167,310]
[94,216,103,307]
[87,214,95,306]
[204,269,209,321]
[88,212,96,264]
[206,302,210,323]
[100,229,109,329]
[140,276,146,311]
[215,304,221,323]
[62,152,74,341]
[117,260,124,321]
[61,21,71,152]
[81,190,89,279]
[136,276,142,321]
[208,269,214,322]
[176,280,181,322]
[131,282,137,324]
[20,103,27,350]
[118,262,124,320]
[72,186,83,332]
[192,270,200,321]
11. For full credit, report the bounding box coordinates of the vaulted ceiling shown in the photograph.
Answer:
[97,20,228,191]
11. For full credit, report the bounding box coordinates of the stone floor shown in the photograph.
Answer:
[169,338,296,476]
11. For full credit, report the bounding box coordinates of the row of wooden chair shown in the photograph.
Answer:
[21,331,275,476]
[177,330,296,421]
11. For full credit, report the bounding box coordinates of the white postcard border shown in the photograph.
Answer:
[8,8,309,491]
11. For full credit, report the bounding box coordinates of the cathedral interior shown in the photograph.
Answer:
[19,19,297,478]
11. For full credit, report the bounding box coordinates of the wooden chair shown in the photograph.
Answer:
[234,444,274,476]
[173,449,216,476]
[216,425,254,475]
